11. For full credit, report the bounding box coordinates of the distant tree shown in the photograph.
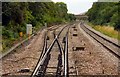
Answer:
[86,2,120,30]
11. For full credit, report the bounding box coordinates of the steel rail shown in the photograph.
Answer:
[81,23,120,59]
[64,27,70,77]
[83,24,120,48]
[56,54,62,77]
[1,26,46,59]
[31,25,69,77]
[40,31,48,60]
[30,31,47,77]
[31,36,57,77]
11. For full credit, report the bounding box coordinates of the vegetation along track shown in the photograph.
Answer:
[80,22,120,59]
[31,23,73,77]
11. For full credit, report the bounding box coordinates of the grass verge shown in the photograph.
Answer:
[87,22,120,40]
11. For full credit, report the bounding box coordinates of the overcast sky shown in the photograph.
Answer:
[52,0,98,15]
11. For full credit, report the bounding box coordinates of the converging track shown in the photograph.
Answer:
[31,24,72,77]
[2,22,119,76]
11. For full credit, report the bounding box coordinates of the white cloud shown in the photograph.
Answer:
[52,0,97,14]
[67,2,93,14]
[52,0,97,3]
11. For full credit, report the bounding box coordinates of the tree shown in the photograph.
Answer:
[86,2,120,30]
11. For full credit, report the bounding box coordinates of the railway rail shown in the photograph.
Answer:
[80,22,120,59]
[2,22,119,76]
[31,24,71,77]
[0,25,61,59]
[0,26,46,59]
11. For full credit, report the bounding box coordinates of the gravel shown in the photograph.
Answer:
[68,23,119,75]
[2,29,46,76]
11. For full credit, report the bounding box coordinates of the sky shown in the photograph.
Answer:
[52,0,98,15]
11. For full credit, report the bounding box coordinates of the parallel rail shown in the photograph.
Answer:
[31,24,70,77]
[0,26,46,59]
[80,23,120,59]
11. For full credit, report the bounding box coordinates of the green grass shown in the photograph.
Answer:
[2,34,28,53]
[1,24,43,53]
[88,22,120,40]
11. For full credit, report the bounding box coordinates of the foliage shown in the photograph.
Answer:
[2,2,75,51]
[88,23,120,40]
[86,2,120,30]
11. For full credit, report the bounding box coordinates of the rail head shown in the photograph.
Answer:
[31,24,70,77]
[82,23,120,48]
[63,26,70,77]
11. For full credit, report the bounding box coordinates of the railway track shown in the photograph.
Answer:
[31,24,71,77]
[80,22,120,59]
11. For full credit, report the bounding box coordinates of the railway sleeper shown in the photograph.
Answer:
[72,26,76,28]
[73,33,78,36]
[56,54,63,76]
[18,68,30,73]
[72,46,85,51]
[62,37,66,43]
[46,36,50,40]
[73,28,77,31]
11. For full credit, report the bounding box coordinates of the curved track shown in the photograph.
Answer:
[80,22,120,59]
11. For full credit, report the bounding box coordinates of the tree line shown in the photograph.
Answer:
[2,2,76,51]
[86,2,120,30]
